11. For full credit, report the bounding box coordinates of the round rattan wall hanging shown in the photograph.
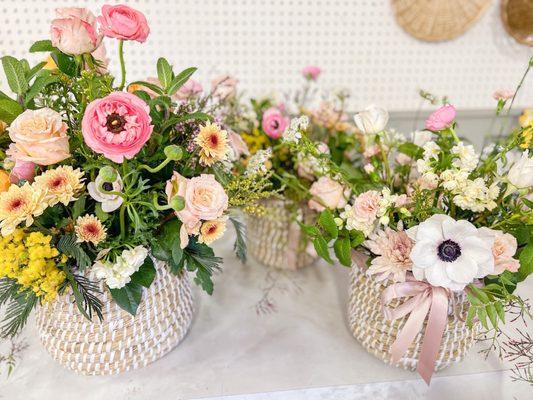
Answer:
[391,0,491,42]
[501,0,533,46]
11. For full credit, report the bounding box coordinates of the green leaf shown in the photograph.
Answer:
[29,40,55,53]
[318,209,338,239]
[313,236,333,264]
[299,223,320,238]
[182,237,222,294]
[151,239,170,262]
[494,301,505,323]
[477,307,489,330]
[109,282,143,316]
[57,234,92,271]
[157,57,173,90]
[522,197,533,209]
[1,56,28,95]
[71,195,86,221]
[398,142,423,160]
[518,243,533,281]
[0,98,23,124]
[50,52,77,77]
[333,237,352,267]
[230,217,247,263]
[485,304,498,329]
[466,305,476,328]
[194,266,214,295]
[130,257,156,288]
[94,203,109,222]
[25,61,47,81]
[167,67,197,95]
[160,112,211,131]
[24,73,58,105]
[349,230,366,248]
[171,244,184,267]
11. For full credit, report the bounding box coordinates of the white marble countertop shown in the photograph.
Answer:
[1,233,531,399]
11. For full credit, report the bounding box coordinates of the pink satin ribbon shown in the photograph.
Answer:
[381,276,450,385]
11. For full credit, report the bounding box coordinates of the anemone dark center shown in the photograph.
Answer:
[437,239,461,262]
[271,120,279,129]
[106,113,126,133]
[102,182,113,191]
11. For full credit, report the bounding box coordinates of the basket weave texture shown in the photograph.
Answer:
[245,198,318,270]
[35,259,194,375]
[347,259,480,372]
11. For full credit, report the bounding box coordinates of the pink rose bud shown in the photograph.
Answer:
[262,107,289,139]
[98,4,150,43]
[51,7,101,55]
[82,92,153,163]
[9,160,36,184]
[425,104,456,131]
[302,65,321,81]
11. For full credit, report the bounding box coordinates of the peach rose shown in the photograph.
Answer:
[51,7,100,55]
[166,172,228,248]
[479,227,520,274]
[8,108,70,166]
[308,176,349,212]
[175,79,203,101]
[352,190,381,223]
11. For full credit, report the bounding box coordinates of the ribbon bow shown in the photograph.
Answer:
[381,276,451,385]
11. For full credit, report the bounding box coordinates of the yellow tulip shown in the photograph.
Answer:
[0,170,10,192]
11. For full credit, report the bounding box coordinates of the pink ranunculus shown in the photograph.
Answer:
[425,104,456,131]
[9,159,36,184]
[175,79,203,101]
[302,65,321,80]
[262,107,289,139]
[479,227,520,274]
[97,4,150,43]
[352,190,381,223]
[51,7,101,55]
[228,131,249,159]
[8,108,70,166]
[493,89,514,101]
[308,176,349,212]
[211,75,238,99]
[82,92,153,163]
[166,172,228,248]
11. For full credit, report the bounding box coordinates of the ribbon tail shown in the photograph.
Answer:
[390,295,431,365]
[417,287,449,385]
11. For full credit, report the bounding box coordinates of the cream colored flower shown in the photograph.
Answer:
[75,214,107,245]
[34,166,84,206]
[195,123,228,166]
[198,217,227,245]
[0,183,47,236]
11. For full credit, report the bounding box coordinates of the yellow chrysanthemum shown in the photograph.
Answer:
[75,214,107,245]
[0,229,65,302]
[33,166,85,206]
[0,183,47,236]
[198,218,227,245]
[195,123,228,166]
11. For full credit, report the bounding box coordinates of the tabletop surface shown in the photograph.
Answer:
[1,233,531,400]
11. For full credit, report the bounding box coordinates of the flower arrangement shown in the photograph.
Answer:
[287,61,532,382]
[0,4,260,339]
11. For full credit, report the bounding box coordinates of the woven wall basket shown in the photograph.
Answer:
[245,198,318,270]
[391,0,490,42]
[35,259,194,375]
[347,258,480,372]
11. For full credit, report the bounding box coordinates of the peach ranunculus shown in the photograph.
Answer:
[51,7,101,55]
[82,92,153,163]
[211,75,238,99]
[479,227,520,274]
[166,172,228,248]
[8,108,70,166]
[98,4,150,43]
[308,176,349,212]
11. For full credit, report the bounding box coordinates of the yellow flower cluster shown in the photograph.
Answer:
[0,229,66,302]
[242,127,270,155]
[519,109,532,149]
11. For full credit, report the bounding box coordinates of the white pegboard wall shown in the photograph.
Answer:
[0,0,531,111]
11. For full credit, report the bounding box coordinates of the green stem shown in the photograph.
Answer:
[118,40,126,91]
[119,204,126,240]
[138,157,171,173]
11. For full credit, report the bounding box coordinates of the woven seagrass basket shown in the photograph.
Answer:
[347,255,480,372]
[35,259,194,375]
[245,198,318,270]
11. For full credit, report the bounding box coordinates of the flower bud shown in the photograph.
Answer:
[99,166,118,183]
[169,195,185,212]
[164,145,184,161]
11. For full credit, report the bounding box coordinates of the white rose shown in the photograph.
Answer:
[353,105,389,134]
[507,150,533,190]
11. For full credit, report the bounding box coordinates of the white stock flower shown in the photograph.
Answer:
[422,142,440,160]
[353,105,389,134]
[440,169,469,191]
[91,246,148,289]
[282,116,308,143]
[407,214,494,291]
[453,178,499,212]
[245,148,272,176]
[451,142,479,172]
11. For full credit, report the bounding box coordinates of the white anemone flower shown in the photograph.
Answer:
[406,214,494,291]
[87,174,124,212]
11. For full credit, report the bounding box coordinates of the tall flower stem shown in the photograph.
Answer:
[118,40,126,91]
[119,204,126,240]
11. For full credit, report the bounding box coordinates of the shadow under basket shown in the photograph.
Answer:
[35,259,194,375]
[347,262,480,372]
[245,198,318,271]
